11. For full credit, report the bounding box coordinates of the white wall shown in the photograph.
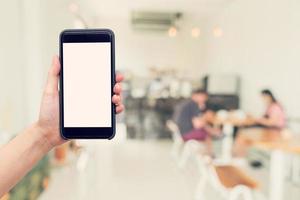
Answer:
[3,0,208,133]
[0,0,73,133]
[202,0,300,118]
[0,0,25,133]
[78,1,207,78]
[3,0,298,133]
[89,17,203,77]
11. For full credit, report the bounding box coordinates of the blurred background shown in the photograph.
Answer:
[1,0,300,200]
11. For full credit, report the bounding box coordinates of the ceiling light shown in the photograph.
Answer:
[69,3,79,14]
[168,27,177,37]
[191,27,201,38]
[213,27,223,38]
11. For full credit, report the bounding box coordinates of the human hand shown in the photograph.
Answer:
[36,56,124,148]
[192,117,206,129]
[255,118,265,125]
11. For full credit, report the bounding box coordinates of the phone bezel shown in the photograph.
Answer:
[59,29,116,139]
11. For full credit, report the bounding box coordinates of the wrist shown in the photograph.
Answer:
[32,122,55,152]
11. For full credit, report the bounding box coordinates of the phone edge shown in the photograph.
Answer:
[58,29,116,140]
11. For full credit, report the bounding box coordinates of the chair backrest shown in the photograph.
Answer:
[166,120,183,143]
[207,163,229,193]
[194,155,228,196]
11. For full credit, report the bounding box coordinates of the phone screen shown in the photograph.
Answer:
[63,42,111,128]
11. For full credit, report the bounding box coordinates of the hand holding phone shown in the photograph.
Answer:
[59,29,118,139]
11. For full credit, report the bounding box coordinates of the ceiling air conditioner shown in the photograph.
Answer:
[131,11,182,31]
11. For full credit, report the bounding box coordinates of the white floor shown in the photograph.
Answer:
[39,140,195,200]
[38,139,300,200]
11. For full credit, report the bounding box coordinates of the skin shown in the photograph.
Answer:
[256,94,282,127]
[0,56,124,197]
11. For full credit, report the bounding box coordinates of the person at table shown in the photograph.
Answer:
[254,89,286,129]
[173,89,207,135]
[235,89,286,129]
[172,89,220,153]
[233,89,286,156]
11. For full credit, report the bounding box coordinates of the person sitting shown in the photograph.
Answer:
[253,89,286,129]
[173,89,207,136]
[172,89,220,154]
[233,89,286,156]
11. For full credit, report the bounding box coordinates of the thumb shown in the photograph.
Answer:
[45,55,60,94]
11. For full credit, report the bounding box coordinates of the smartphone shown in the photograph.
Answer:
[59,29,115,139]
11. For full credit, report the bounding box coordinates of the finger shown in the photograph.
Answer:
[112,95,121,105]
[115,73,124,83]
[45,55,60,94]
[116,104,124,114]
[113,83,122,94]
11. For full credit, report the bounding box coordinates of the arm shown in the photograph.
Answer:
[192,117,206,129]
[257,116,280,127]
[256,105,284,127]
[0,123,52,197]
[192,111,215,129]
[0,56,124,197]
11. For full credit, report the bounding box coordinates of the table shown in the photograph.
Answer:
[253,138,300,200]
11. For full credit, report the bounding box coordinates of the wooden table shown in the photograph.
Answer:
[253,137,300,200]
[214,113,300,200]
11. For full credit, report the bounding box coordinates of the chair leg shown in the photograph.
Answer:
[229,185,252,200]
[292,156,300,184]
[170,142,178,158]
[170,140,181,159]
[195,174,207,200]
[178,142,192,168]
[178,140,202,169]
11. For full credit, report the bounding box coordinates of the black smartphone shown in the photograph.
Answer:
[59,29,115,139]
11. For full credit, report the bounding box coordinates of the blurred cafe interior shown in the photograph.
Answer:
[1,0,300,200]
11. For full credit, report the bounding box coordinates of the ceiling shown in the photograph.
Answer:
[78,0,233,19]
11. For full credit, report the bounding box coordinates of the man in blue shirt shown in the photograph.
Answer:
[173,89,220,155]
[173,89,208,136]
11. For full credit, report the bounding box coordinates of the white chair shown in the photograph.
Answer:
[290,154,300,184]
[194,155,256,200]
[166,120,184,161]
[167,120,205,168]
[194,155,211,200]
[178,139,205,169]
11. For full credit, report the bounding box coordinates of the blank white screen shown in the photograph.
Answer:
[63,42,111,127]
